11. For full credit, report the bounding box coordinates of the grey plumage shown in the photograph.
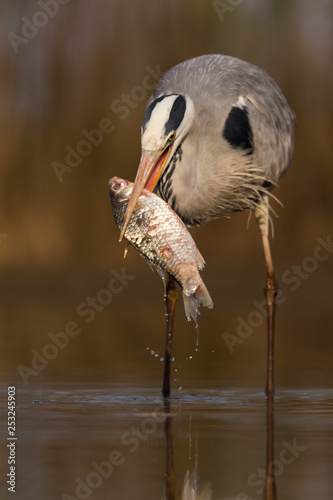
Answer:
[146,54,295,225]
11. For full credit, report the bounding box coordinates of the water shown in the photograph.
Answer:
[1,1,333,498]
[1,268,332,499]
[1,373,332,500]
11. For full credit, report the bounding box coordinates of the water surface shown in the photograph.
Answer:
[1,374,332,500]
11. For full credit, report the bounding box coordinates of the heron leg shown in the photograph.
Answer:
[162,274,179,398]
[254,196,277,396]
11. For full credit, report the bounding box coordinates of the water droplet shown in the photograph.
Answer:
[150,350,154,356]
[189,356,193,360]
[159,357,164,362]
[171,357,175,362]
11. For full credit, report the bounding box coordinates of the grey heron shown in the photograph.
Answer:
[120,54,295,397]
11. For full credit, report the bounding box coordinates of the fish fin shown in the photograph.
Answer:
[146,260,156,272]
[196,248,206,270]
[141,254,156,273]
[141,256,165,280]
[182,293,201,327]
[195,280,214,309]
[155,268,169,292]
[182,280,213,326]
[155,266,166,279]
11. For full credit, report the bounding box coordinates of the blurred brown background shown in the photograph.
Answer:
[0,0,332,389]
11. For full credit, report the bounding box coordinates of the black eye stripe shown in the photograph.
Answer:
[164,95,186,135]
[142,94,186,136]
[141,95,165,133]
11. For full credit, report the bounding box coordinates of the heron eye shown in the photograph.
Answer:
[167,132,176,143]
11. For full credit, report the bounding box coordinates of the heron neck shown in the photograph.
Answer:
[170,125,207,224]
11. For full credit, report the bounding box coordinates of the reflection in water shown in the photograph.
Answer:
[181,470,212,500]
[162,395,276,500]
[265,394,276,500]
[6,382,332,498]
[163,399,177,500]
[180,417,212,500]
[162,397,213,500]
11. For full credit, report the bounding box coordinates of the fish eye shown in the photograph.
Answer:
[112,180,124,191]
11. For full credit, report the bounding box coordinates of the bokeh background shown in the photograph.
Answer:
[1,0,333,390]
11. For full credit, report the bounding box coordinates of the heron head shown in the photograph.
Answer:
[119,94,194,240]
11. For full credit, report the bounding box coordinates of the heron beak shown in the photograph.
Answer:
[119,147,172,241]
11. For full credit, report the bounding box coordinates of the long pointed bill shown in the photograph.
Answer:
[119,146,172,241]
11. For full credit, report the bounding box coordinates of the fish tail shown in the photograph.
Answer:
[182,280,214,326]
[195,280,214,309]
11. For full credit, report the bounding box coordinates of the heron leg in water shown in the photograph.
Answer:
[265,393,277,499]
[254,196,277,396]
[162,274,179,398]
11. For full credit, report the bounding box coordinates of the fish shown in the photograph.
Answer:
[108,176,213,324]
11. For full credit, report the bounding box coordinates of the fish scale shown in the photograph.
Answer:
[109,177,213,323]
